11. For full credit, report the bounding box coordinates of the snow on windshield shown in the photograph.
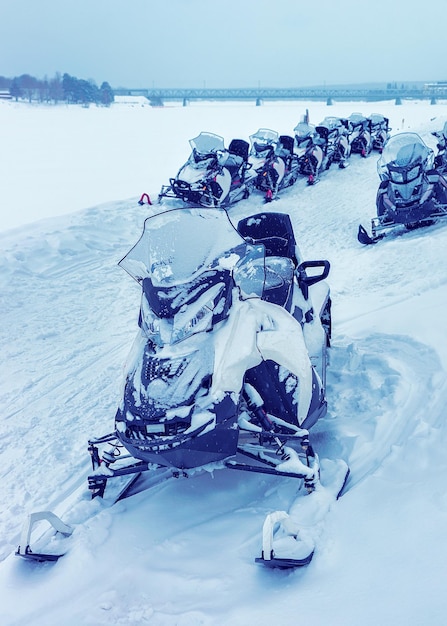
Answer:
[249,128,279,144]
[119,208,246,285]
[189,132,226,154]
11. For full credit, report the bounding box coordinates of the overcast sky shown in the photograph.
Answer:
[1,0,446,89]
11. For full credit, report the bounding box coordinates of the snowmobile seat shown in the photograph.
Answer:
[229,139,249,162]
[315,126,329,142]
[277,135,295,166]
[279,135,294,155]
[237,212,297,262]
[237,212,298,307]
[223,152,244,179]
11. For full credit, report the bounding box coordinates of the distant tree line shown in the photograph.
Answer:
[0,73,114,106]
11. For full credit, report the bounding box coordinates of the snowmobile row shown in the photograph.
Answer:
[157,113,390,208]
[157,129,303,207]
[295,112,390,185]
[17,206,349,568]
[358,131,447,244]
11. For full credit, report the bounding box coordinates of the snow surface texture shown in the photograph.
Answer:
[1,98,447,625]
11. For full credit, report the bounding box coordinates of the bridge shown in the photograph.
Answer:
[113,85,437,104]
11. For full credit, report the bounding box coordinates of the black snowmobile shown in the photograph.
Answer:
[16,208,349,568]
[358,132,447,244]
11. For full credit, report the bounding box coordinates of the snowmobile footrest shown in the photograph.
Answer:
[225,460,307,479]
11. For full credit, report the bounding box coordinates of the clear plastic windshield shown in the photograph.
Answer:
[189,132,226,155]
[370,113,386,126]
[249,128,279,146]
[378,133,433,178]
[293,122,315,138]
[349,113,366,124]
[319,116,342,130]
[119,208,248,286]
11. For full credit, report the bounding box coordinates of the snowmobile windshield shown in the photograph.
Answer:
[349,113,367,126]
[320,117,342,130]
[370,113,386,127]
[378,133,434,181]
[189,132,225,155]
[119,207,247,286]
[249,129,279,153]
[293,122,315,138]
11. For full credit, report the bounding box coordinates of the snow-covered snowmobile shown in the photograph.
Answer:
[348,113,373,157]
[293,122,327,185]
[158,132,252,208]
[247,129,300,201]
[106,207,331,478]
[369,113,390,152]
[432,121,447,174]
[16,207,349,567]
[358,132,447,244]
[313,116,351,179]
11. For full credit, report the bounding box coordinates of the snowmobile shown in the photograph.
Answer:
[369,113,390,152]
[348,113,373,157]
[17,207,349,567]
[158,132,252,208]
[313,116,351,180]
[247,129,300,201]
[358,132,447,244]
[431,121,447,174]
[293,122,327,185]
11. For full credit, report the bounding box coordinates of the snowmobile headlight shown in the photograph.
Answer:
[170,283,226,344]
[390,169,404,183]
[407,164,421,181]
[140,297,164,345]
[170,302,214,344]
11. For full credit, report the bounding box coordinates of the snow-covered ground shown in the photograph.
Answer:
[1,98,447,626]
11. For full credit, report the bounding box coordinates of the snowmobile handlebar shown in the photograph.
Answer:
[296,260,330,300]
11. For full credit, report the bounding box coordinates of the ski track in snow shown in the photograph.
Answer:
[2,101,447,625]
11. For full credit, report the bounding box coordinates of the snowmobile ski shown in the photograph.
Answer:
[357,223,384,245]
[16,511,74,562]
[15,458,175,563]
[255,458,349,569]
